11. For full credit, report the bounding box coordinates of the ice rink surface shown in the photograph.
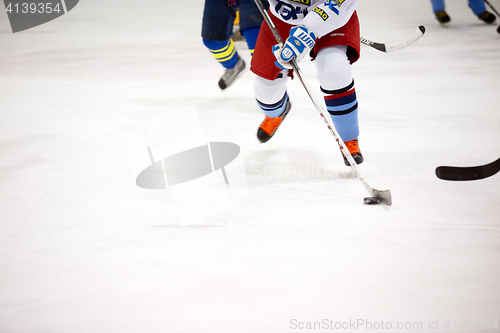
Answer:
[0,1,499,332]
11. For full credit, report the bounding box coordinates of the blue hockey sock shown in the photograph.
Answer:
[469,0,487,15]
[322,80,359,142]
[430,0,445,13]
[257,92,289,118]
[241,26,260,56]
[203,38,239,69]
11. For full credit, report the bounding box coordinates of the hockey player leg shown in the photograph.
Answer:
[202,0,245,90]
[316,46,363,166]
[203,38,246,90]
[254,71,291,143]
[470,0,497,23]
[241,27,260,56]
[430,0,451,23]
[238,0,265,56]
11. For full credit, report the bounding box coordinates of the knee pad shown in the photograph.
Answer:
[315,46,353,90]
[253,70,289,104]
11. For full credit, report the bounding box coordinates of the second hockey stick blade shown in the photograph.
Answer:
[360,26,426,53]
[435,157,500,181]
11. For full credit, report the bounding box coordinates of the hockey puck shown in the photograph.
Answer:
[364,197,381,205]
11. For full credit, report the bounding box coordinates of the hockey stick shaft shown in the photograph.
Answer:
[253,0,392,206]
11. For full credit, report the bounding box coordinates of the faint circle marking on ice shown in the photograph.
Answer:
[136,142,240,189]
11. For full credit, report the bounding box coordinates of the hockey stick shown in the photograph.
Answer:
[483,0,500,34]
[360,26,426,53]
[436,157,500,181]
[253,0,392,206]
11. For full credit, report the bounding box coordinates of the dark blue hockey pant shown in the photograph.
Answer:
[201,0,264,41]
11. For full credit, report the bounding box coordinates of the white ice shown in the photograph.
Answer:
[0,0,499,332]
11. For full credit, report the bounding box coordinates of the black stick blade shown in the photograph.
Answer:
[369,189,392,206]
[436,158,500,181]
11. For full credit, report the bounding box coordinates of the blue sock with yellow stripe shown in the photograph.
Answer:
[322,80,359,142]
[203,38,239,69]
[241,27,260,56]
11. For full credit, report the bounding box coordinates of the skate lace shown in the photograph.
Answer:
[260,116,283,135]
[344,139,360,155]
